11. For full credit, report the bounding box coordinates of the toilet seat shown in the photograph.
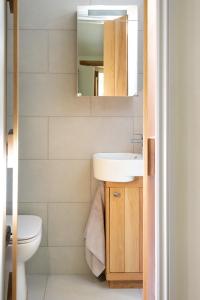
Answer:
[6,215,42,244]
[15,234,41,245]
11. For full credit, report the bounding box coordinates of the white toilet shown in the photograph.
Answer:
[6,215,42,300]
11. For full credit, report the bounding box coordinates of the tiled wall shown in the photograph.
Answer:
[7,0,143,274]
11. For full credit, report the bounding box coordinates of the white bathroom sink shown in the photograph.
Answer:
[93,153,144,182]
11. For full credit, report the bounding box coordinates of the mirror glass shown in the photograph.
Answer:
[77,5,139,97]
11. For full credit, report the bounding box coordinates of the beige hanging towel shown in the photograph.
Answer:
[84,182,105,277]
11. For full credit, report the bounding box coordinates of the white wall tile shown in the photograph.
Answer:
[8,30,48,73]
[133,117,143,153]
[91,96,139,117]
[49,117,133,159]
[7,73,90,117]
[18,74,90,116]
[138,73,143,92]
[49,31,76,74]
[18,203,48,246]
[19,117,48,159]
[90,161,98,200]
[138,1,144,30]
[138,30,144,75]
[48,203,89,246]
[8,0,90,30]
[138,92,143,117]
[7,30,13,73]
[7,74,13,116]
[19,160,91,203]
[133,143,143,154]
[6,169,13,207]
[133,117,143,134]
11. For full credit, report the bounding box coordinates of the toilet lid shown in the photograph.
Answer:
[6,215,42,242]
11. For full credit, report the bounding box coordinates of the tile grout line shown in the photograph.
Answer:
[131,117,134,153]
[9,115,141,118]
[47,117,50,160]
[43,275,48,300]
[7,71,144,75]
[47,203,49,249]
[8,28,77,32]
[19,202,91,205]
[90,159,92,202]
[19,158,92,161]
[8,71,78,75]
[90,96,92,116]
[47,30,50,74]
[38,245,88,248]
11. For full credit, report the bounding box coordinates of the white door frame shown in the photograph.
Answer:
[156,0,173,299]
[0,1,7,299]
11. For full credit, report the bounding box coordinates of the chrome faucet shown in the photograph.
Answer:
[130,134,143,153]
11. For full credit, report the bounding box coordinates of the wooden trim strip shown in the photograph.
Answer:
[139,188,143,272]
[105,177,143,188]
[108,280,143,289]
[79,60,103,66]
[7,273,12,300]
[143,0,157,298]
[148,138,155,176]
[143,0,148,298]
[105,186,110,279]
[107,272,143,281]
[12,0,19,299]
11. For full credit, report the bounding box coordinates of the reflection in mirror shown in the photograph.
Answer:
[77,6,139,97]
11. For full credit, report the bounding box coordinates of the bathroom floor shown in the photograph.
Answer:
[27,274,143,300]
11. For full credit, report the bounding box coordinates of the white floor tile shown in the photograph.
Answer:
[44,275,142,300]
[27,275,47,300]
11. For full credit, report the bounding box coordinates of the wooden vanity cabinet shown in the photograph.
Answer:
[105,178,143,288]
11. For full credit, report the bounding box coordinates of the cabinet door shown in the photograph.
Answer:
[109,188,125,273]
[125,187,140,273]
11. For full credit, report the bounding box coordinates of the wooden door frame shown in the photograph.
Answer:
[12,0,19,299]
[144,0,171,299]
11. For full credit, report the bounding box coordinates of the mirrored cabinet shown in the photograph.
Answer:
[77,6,139,97]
